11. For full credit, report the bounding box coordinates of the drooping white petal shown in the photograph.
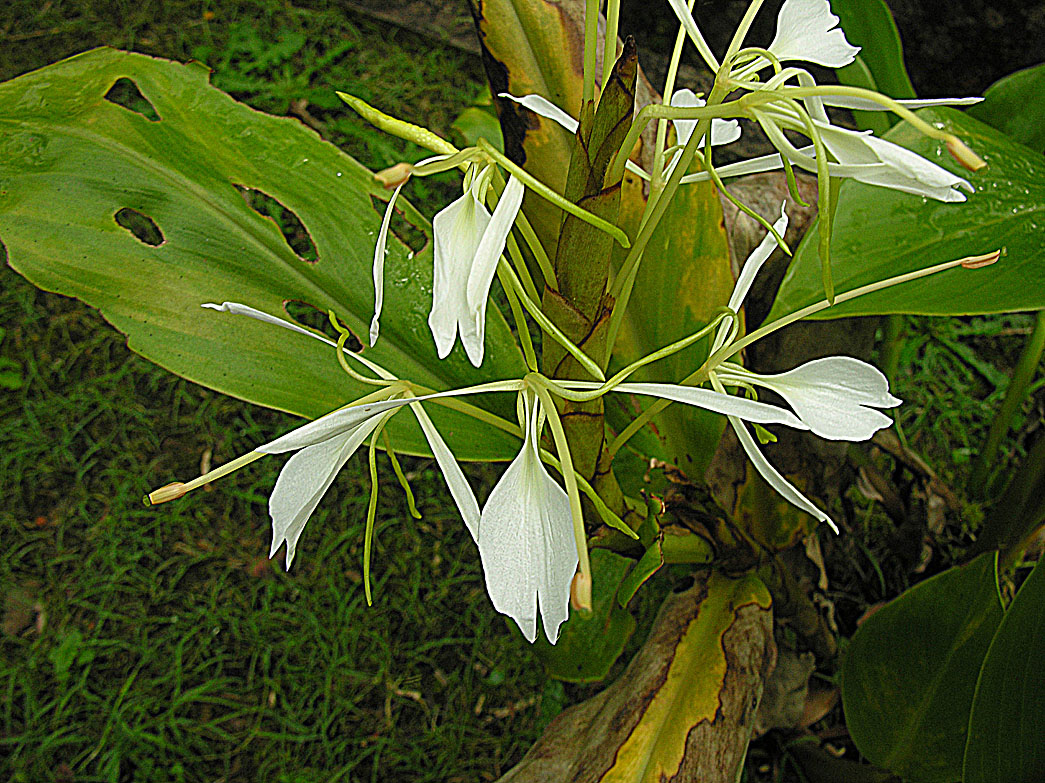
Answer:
[730,416,838,532]
[717,357,900,440]
[202,301,395,380]
[821,96,983,111]
[725,202,789,315]
[767,0,860,68]
[268,415,384,567]
[610,381,808,430]
[410,400,480,541]
[370,181,405,346]
[499,93,579,134]
[429,179,491,360]
[462,175,525,367]
[477,392,576,644]
[709,202,789,353]
[257,388,489,454]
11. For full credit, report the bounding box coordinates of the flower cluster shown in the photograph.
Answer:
[150,0,989,644]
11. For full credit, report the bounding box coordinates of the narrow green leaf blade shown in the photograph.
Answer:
[842,552,1003,782]
[0,48,525,460]
[964,556,1045,783]
[768,108,1045,320]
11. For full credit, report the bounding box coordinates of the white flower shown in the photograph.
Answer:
[258,390,481,567]
[715,357,901,440]
[766,0,860,68]
[667,0,859,72]
[201,301,490,566]
[368,162,524,366]
[755,108,974,201]
[477,389,577,644]
[428,169,525,367]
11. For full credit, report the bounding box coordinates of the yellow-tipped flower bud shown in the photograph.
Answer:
[946,135,987,172]
[570,571,593,614]
[145,482,187,506]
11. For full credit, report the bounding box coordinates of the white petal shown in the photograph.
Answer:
[258,397,410,453]
[719,357,899,440]
[768,0,860,68]
[410,401,480,541]
[477,393,576,643]
[269,418,381,567]
[370,182,404,346]
[680,152,786,184]
[429,185,491,359]
[462,175,525,367]
[202,301,396,381]
[725,202,789,315]
[670,89,742,148]
[706,202,788,354]
[612,380,808,430]
[730,416,837,532]
[499,93,579,134]
[822,96,983,111]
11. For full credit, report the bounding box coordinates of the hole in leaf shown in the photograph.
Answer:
[103,78,161,122]
[283,300,362,351]
[370,194,428,257]
[237,186,318,263]
[114,208,165,246]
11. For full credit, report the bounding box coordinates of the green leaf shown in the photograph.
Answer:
[842,552,1003,782]
[833,0,916,134]
[768,108,1045,320]
[0,49,525,460]
[967,63,1045,154]
[964,556,1045,783]
[532,548,636,683]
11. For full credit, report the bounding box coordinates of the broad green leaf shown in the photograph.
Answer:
[967,63,1045,154]
[842,553,1003,783]
[833,0,916,134]
[532,548,636,683]
[0,48,525,460]
[769,108,1045,320]
[964,556,1045,783]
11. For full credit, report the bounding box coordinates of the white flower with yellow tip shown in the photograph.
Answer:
[369,159,524,367]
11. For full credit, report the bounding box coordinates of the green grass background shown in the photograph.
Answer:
[2,1,1043,781]
[0,3,557,781]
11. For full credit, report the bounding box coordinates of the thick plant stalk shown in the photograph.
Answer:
[497,571,775,783]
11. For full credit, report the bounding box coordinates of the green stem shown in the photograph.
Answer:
[497,263,539,371]
[533,384,592,586]
[583,0,599,105]
[878,314,905,383]
[500,262,606,381]
[969,310,1045,498]
[602,0,621,91]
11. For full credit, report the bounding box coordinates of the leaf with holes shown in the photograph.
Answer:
[0,48,526,460]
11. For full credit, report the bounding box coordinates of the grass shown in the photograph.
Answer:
[2,1,1044,781]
